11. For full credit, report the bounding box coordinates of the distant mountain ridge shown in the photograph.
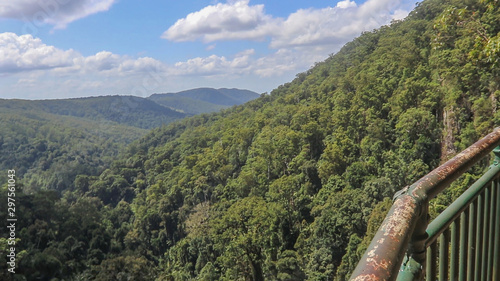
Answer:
[0,87,258,128]
[149,87,260,114]
[0,95,187,129]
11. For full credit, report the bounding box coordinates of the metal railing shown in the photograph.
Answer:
[350,128,500,280]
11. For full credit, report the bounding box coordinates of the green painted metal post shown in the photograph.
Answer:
[493,178,500,280]
[481,186,490,279]
[396,257,423,281]
[486,182,496,281]
[493,148,500,281]
[474,194,483,281]
[439,230,449,281]
[426,242,436,281]
[450,220,459,280]
[467,200,475,281]
[459,211,467,281]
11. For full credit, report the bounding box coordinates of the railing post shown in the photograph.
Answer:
[350,190,421,281]
[396,201,428,281]
[493,147,500,280]
[493,146,500,166]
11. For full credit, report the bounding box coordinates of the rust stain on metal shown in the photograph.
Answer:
[366,257,391,271]
[410,129,500,199]
[367,250,376,258]
[351,274,378,281]
[382,196,417,238]
[350,196,417,279]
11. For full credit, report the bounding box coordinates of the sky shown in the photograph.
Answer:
[0,0,418,100]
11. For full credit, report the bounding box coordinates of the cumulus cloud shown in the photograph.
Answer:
[0,30,306,96]
[271,0,405,48]
[0,32,166,77]
[162,0,411,49]
[81,51,122,72]
[336,0,357,9]
[0,32,78,73]
[275,0,411,48]
[162,0,278,42]
[254,47,328,77]
[171,49,255,76]
[0,0,117,29]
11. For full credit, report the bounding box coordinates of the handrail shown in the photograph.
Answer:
[425,163,500,246]
[349,127,500,281]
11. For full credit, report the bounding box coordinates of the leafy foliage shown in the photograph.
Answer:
[0,108,148,192]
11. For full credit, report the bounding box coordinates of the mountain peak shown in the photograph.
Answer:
[149,87,259,114]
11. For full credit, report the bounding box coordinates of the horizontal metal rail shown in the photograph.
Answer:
[350,127,500,281]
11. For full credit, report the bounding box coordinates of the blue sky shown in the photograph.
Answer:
[0,0,418,100]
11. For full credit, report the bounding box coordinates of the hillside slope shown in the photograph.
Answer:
[0,107,148,192]
[148,94,227,114]
[174,87,259,105]
[0,95,188,192]
[149,88,260,114]
[0,95,188,129]
[1,0,498,280]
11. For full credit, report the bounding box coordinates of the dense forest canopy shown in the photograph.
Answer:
[0,107,148,193]
[1,0,499,280]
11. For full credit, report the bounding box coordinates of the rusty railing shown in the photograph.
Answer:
[350,128,500,280]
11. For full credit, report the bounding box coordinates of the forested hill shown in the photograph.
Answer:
[1,0,499,280]
[0,107,149,193]
[0,95,186,193]
[0,95,188,130]
[0,91,257,193]
[149,88,260,114]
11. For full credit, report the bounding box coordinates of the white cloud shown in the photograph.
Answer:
[0,33,166,77]
[155,0,416,95]
[392,9,411,20]
[0,32,255,99]
[162,0,278,42]
[81,51,122,72]
[0,32,78,73]
[162,0,411,49]
[254,47,328,77]
[171,49,255,76]
[169,46,329,80]
[336,0,357,9]
[271,0,408,49]
[0,33,165,98]
[0,0,117,29]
